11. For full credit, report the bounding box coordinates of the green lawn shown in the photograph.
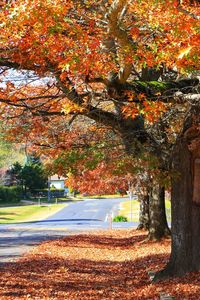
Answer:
[118,199,140,222]
[0,203,66,224]
[118,199,171,222]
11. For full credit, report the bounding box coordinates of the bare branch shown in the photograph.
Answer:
[176,1,200,20]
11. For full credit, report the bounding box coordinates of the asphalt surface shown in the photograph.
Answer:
[0,198,138,264]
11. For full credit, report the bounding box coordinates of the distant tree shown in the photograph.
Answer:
[10,156,48,193]
[0,132,25,169]
[10,161,23,186]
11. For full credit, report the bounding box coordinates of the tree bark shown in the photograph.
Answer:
[137,192,150,230]
[148,185,171,240]
[141,67,162,81]
[154,112,200,280]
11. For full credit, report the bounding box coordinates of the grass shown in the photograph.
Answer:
[0,203,66,224]
[118,199,140,222]
[0,201,25,207]
[118,198,171,222]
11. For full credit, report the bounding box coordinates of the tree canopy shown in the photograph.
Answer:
[0,0,200,279]
[0,0,199,177]
[0,0,199,202]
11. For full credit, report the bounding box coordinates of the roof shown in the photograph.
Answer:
[50,175,66,181]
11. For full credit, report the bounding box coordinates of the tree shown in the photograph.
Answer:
[0,131,25,169]
[0,132,26,186]
[10,161,23,186]
[46,128,170,239]
[154,106,200,279]
[11,156,48,193]
[0,0,199,278]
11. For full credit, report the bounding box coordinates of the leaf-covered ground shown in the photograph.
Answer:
[0,229,200,299]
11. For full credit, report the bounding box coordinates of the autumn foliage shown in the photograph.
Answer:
[0,0,199,215]
[0,0,199,202]
[0,0,199,126]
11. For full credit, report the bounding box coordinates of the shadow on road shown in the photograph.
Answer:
[0,218,102,225]
[0,234,64,248]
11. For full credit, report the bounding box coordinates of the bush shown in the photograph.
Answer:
[0,186,22,202]
[112,215,128,222]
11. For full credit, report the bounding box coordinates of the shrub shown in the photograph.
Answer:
[112,215,128,222]
[0,186,22,202]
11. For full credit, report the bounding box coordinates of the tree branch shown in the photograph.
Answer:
[174,92,200,102]
[176,1,200,20]
[108,0,133,83]
[56,75,121,129]
[85,76,109,86]
[0,59,21,69]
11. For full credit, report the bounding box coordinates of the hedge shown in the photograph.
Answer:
[0,186,22,202]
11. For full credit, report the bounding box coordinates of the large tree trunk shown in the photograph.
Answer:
[154,112,200,280]
[137,184,170,240]
[148,185,171,240]
[137,192,150,230]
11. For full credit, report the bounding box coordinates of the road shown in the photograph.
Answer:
[0,198,138,263]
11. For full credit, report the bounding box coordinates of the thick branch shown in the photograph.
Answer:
[175,93,200,102]
[108,0,133,83]
[85,76,109,86]
[56,76,121,129]
[0,59,21,69]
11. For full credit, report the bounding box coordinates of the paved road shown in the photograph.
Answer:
[0,198,138,263]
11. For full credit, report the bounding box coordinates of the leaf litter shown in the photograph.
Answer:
[0,229,199,299]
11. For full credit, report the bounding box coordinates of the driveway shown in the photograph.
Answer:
[0,198,138,263]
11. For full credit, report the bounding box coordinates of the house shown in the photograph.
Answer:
[50,175,67,190]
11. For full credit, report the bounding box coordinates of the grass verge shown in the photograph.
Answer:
[118,199,171,222]
[118,199,140,222]
[0,203,66,224]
